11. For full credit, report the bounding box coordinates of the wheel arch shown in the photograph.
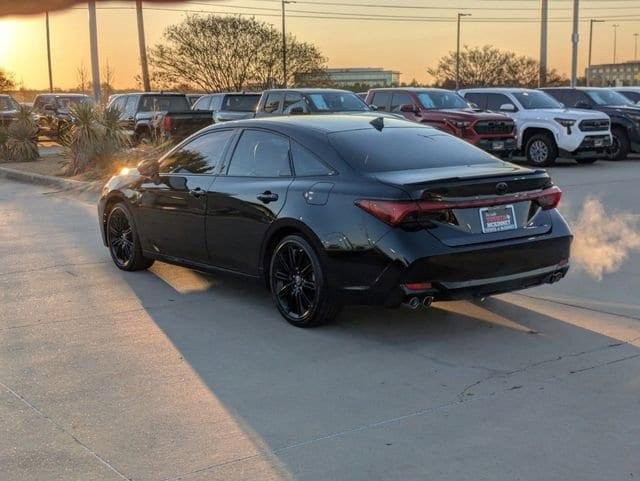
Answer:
[521,126,557,149]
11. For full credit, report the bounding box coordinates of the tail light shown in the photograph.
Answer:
[356,186,562,226]
[163,115,172,132]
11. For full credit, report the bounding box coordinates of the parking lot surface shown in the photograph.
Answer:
[1,157,640,481]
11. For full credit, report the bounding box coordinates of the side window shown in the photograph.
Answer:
[159,130,234,174]
[464,93,486,110]
[620,91,640,102]
[227,130,291,177]
[283,93,307,114]
[210,95,223,111]
[371,92,391,111]
[193,96,211,111]
[391,92,414,112]
[486,94,514,111]
[33,96,43,109]
[262,93,283,114]
[112,96,126,113]
[574,91,592,107]
[291,142,334,176]
[123,95,138,117]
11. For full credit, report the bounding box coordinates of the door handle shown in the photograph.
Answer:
[189,187,206,198]
[257,191,279,203]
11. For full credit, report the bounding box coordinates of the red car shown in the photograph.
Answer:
[365,88,517,157]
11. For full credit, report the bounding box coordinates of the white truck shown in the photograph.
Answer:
[458,88,612,166]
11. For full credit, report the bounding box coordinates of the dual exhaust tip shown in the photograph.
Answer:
[403,296,434,310]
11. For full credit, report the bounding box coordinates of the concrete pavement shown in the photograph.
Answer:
[1,158,639,481]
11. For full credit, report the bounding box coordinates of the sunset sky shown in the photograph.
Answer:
[1,0,640,90]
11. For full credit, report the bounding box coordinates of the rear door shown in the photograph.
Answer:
[135,129,235,263]
[255,92,283,117]
[205,128,294,274]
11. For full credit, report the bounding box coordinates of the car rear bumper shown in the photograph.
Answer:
[330,229,572,307]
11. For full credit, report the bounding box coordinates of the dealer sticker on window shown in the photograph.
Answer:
[479,205,517,233]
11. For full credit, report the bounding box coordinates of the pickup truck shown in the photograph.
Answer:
[365,88,517,157]
[192,92,261,122]
[254,89,381,117]
[0,94,20,128]
[32,93,93,139]
[108,92,213,143]
[459,88,612,166]
[541,87,640,160]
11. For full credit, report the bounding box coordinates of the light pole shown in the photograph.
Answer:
[570,0,579,87]
[539,0,548,87]
[613,24,620,64]
[587,19,604,86]
[88,0,101,102]
[456,13,471,90]
[136,0,151,91]
[634,33,639,61]
[281,0,295,88]
[45,11,53,92]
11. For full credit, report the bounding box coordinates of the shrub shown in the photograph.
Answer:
[3,105,39,162]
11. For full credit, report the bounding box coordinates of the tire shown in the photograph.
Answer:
[135,128,151,144]
[106,203,154,271]
[269,235,341,327]
[525,133,558,167]
[575,158,598,164]
[607,127,630,161]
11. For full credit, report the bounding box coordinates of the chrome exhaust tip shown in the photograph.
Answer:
[403,296,421,310]
[422,296,434,308]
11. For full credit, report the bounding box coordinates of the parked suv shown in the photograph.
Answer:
[192,92,261,122]
[255,89,374,117]
[365,88,517,156]
[459,88,612,166]
[0,94,20,128]
[108,92,213,142]
[32,93,93,139]
[541,87,640,160]
[614,87,640,105]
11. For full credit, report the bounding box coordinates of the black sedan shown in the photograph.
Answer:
[99,115,572,327]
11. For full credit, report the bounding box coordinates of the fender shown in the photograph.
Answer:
[518,121,561,149]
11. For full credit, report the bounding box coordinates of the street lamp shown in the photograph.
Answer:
[634,33,639,61]
[281,0,295,88]
[613,24,620,64]
[587,19,604,86]
[456,13,471,90]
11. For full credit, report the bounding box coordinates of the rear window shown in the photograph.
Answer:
[222,95,260,112]
[329,127,500,173]
[139,95,190,112]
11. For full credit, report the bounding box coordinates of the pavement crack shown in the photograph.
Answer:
[0,381,132,481]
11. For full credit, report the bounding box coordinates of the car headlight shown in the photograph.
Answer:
[454,120,471,129]
[554,118,576,128]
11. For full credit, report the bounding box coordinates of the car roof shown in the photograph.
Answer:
[368,87,454,93]
[264,88,356,94]
[541,87,615,91]
[459,88,537,93]
[202,114,418,134]
[201,92,261,96]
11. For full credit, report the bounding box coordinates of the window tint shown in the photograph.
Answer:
[486,93,513,111]
[263,93,282,113]
[192,96,211,111]
[227,130,291,177]
[159,130,234,174]
[329,127,500,173]
[391,92,414,112]
[223,94,260,112]
[291,142,334,176]
[464,93,487,109]
[371,92,391,111]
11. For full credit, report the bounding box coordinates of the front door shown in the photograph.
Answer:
[135,129,235,263]
[206,128,293,274]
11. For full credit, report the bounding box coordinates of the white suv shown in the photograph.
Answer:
[459,88,612,166]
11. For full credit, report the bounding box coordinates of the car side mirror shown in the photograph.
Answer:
[137,159,160,182]
[369,105,379,111]
[499,103,516,112]
[469,102,479,109]
[400,104,417,113]
[576,101,591,109]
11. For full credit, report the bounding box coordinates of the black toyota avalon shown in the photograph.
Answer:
[99,115,572,327]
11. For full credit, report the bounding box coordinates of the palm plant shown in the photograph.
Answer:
[61,102,103,175]
[5,105,39,162]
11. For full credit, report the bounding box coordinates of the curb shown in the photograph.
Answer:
[0,166,103,194]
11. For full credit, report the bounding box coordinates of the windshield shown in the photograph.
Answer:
[512,91,562,110]
[56,96,92,110]
[586,89,633,106]
[329,127,500,173]
[417,91,469,109]
[307,92,370,112]
[139,95,190,112]
[0,96,19,111]
[222,95,260,112]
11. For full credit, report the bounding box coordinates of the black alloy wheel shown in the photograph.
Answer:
[607,127,630,161]
[107,203,154,271]
[269,235,341,327]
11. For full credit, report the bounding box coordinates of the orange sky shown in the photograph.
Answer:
[1,0,640,90]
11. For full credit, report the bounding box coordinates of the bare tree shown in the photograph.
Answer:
[149,15,327,92]
[76,62,89,94]
[428,45,567,89]
[102,60,116,101]
[0,68,15,92]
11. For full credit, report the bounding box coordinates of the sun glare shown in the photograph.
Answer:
[0,20,17,64]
